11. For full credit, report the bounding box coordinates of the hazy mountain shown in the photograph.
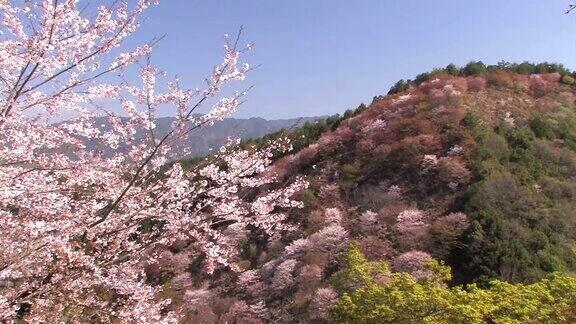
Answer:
[156,115,320,156]
[89,115,321,157]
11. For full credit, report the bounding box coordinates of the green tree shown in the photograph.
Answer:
[463,61,487,76]
[445,63,459,76]
[388,79,410,95]
[414,72,431,85]
[330,246,576,323]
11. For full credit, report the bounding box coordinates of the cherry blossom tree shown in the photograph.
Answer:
[238,269,266,299]
[220,300,268,323]
[323,207,342,225]
[358,210,378,234]
[393,209,429,250]
[395,209,427,230]
[296,264,323,287]
[271,259,297,292]
[467,76,487,92]
[308,287,338,321]
[392,251,433,281]
[0,0,307,321]
[421,154,439,173]
[283,238,310,258]
[309,224,349,255]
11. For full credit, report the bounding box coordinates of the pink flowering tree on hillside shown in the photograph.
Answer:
[0,0,307,321]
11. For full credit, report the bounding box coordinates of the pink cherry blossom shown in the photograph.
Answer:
[392,250,434,281]
[308,287,338,320]
[0,1,306,321]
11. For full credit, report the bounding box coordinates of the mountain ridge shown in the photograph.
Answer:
[84,115,322,157]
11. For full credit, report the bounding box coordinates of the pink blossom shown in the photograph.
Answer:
[238,270,266,298]
[297,265,323,286]
[435,212,469,234]
[396,209,426,225]
[324,208,342,225]
[184,288,213,313]
[309,224,349,254]
[394,209,428,234]
[271,259,298,291]
[221,300,268,323]
[386,185,403,199]
[309,287,338,320]
[359,210,378,224]
[467,76,487,92]
[503,111,515,126]
[334,126,355,143]
[448,145,464,156]
[284,238,311,258]
[0,1,306,321]
[443,84,462,97]
[393,94,412,104]
[361,118,387,133]
[318,183,341,201]
[392,250,434,281]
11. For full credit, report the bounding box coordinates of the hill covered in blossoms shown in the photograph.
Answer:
[150,62,576,322]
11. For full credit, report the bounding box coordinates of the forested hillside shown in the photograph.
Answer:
[158,62,576,323]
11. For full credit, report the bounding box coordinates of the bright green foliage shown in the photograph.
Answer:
[330,246,576,323]
[331,242,389,291]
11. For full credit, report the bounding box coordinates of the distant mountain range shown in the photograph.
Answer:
[161,116,321,156]
[88,115,321,157]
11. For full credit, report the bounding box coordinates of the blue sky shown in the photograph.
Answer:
[132,0,576,119]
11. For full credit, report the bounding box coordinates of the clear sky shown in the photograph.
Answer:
[131,0,576,119]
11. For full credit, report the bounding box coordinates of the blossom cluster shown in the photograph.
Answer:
[0,1,306,321]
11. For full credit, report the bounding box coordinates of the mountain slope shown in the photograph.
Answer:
[276,69,576,285]
[152,64,576,323]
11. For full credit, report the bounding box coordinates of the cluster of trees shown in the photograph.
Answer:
[330,244,576,323]
[294,63,572,260]
[159,58,575,321]
[244,62,576,321]
[386,61,574,95]
[229,207,351,322]
[2,2,573,320]
[456,99,576,283]
[224,58,575,321]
